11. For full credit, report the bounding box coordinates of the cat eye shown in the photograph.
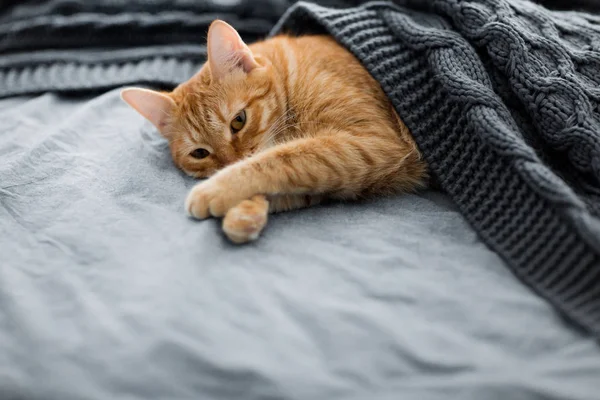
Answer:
[190,148,210,159]
[230,110,246,133]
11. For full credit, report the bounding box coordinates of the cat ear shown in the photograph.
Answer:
[120,87,176,133]
[207,20,260,80]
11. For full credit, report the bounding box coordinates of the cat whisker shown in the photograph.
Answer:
[260,108,296,149]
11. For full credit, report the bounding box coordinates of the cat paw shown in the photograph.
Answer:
[185,173,251,219]
[222,195,269,244]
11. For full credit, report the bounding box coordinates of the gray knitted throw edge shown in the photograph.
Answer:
[271,0,600,338]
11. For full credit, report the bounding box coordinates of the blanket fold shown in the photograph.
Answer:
[271,0,600,338]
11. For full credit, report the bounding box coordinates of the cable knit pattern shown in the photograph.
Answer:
[272,0,600,338]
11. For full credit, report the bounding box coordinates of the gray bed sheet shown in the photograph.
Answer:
[0,90,599,400]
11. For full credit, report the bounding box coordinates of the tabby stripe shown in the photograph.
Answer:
[353,140,377,167]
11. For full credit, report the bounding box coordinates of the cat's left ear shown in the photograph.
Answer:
[120,87,176,134]
[207,20,260,80]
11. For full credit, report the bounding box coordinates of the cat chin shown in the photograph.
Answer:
[182,168,217,179]
[182,168,202,178]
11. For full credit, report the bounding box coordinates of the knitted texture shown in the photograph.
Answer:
[0,0,365,98]
[272,0,600,338]
[0,0,283,97]
[0,0,586,95]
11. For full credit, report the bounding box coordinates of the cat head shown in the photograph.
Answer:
[121,20,279,178]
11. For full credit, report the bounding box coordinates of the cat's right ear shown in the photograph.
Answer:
[207,20,260,80]
[120,87,176,134]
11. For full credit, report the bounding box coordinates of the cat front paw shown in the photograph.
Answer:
[185,172,252,219]
[222,195,269,243]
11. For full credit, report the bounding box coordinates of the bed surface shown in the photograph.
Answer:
[0,91,599,399]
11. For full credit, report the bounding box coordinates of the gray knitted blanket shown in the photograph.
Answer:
[272,0,600,338]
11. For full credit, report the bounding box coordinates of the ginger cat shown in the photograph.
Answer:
[121,20,427,243]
